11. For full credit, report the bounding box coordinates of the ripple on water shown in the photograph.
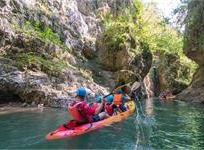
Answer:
[1,99,204,149]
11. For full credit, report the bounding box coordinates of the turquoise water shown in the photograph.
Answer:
[0,99,204,149]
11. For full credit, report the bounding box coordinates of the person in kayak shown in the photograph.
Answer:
[101,85,131,115]
[95,95,113,103]
[95,95,115,116]
[68,87,110,123]
[112,85,131,113]
[67,87,96,102]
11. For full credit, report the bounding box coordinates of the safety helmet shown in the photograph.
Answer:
[116,89,123,94]
[106,95,113,103]
[76,87,86,97]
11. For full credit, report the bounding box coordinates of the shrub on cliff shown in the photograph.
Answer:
[12,20,69,51]
[100,0,197,90]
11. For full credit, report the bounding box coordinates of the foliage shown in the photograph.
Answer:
[159,52,197,89]
[23,21,63,47]
[102,0,148,56]
[142,3,197,85]
[140,4,181,54]
[102,0,185,56]
[102,0,197,85]
[179,55,198,81]
[7,52,68,76]
[12,20,68,51]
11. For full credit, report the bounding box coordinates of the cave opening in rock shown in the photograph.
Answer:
[0,91,23,104]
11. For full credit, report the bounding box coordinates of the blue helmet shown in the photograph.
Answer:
[106,95,113,103]
[116,89,124,94]
[76,87,86,97]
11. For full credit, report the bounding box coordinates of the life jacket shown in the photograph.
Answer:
[68,101,85,122]
[91,103,98,111]
[104,103,113,115]
[113,94,122,105]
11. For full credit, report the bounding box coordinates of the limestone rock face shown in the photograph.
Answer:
[97,41,135,71]
[0,65,108,107]
[0,0,133,54]
[0,0,149,107]
[97,33,152,84]
[177,1,204,103]
[150,54,189,96]
[1,0,130,106]
[1,0,93,52]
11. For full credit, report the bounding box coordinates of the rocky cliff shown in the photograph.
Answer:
[177,0,204,103]
[0,0,150,107]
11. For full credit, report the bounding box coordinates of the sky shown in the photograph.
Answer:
[142,0,181,18]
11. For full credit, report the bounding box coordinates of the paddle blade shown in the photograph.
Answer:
[131,82,141,91]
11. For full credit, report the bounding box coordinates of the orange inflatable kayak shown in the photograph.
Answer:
[46,101,135,140]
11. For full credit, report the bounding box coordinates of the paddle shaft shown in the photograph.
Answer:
[103,82,133,98]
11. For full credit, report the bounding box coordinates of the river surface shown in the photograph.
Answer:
[0,98,204,149]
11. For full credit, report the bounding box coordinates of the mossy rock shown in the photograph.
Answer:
[155,52,195,94]
[97,33,136,71]
[5,52,68,77]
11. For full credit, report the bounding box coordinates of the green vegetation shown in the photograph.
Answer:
[140,3,182,55]
[12,20,68,51]
[159,52,196,90]
[7,52,68,76]
[24,21,60,44]
[179,55,198,83]
[8,20,74,76]
[23,20,64,48]
[141,3,197,86]
[101,0,145,54]
[102,0,197,86]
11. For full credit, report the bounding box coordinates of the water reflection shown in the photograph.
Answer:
[145,98,153,116]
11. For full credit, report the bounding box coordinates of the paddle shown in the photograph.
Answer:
[103,84,128,98]
[130,81,141,92]
[103,81,140,98]
[130,81,142,101]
